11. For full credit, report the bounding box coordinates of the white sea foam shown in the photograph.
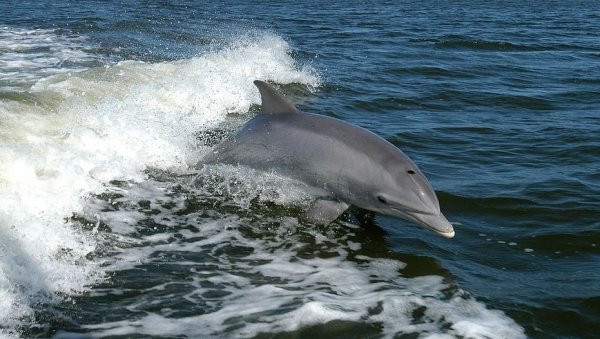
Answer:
[0,28,318,336]
[0,27,99,89]
[56,174,525,339]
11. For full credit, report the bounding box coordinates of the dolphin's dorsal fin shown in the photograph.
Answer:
[254,80,300,114]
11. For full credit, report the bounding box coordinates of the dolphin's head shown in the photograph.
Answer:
[364,155,455,238]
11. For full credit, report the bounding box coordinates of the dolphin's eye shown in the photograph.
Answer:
[407,169,416,174]
[377,196,388,204]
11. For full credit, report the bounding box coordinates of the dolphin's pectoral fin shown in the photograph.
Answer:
[302,199,349,225]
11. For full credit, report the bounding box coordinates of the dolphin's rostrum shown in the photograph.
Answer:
[201,80,455,238]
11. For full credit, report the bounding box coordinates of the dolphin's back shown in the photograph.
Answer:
[203,112,408,197]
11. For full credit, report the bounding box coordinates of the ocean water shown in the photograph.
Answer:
[0,1,599,338]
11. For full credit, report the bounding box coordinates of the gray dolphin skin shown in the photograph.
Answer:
[201,80,455,238]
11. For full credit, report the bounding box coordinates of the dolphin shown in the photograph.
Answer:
[201,80,455,238]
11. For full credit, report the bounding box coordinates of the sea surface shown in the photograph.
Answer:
[1,1,599,338]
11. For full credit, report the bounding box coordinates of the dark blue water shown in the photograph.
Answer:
[1,1,599,338]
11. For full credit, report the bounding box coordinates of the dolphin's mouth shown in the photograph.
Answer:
[390,208,456,238]
[414,211,455,238]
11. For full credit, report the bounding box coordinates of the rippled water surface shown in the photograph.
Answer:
[1,1,599,338]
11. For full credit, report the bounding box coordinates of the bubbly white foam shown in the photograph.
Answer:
[0,29,319,336]
[0,27,99,89]
[194,164,314,209]
[57,171,525,339]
